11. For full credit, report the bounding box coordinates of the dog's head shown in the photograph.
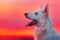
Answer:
[25,4,49,27]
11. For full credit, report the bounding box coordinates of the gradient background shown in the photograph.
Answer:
[0,0,60,40]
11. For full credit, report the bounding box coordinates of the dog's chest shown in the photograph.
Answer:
[35,27,41,35]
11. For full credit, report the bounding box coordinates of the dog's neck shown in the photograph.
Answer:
[36,17,49,28]
[35,17,59,40]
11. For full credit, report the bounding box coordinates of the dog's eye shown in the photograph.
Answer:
[35,12,38,15]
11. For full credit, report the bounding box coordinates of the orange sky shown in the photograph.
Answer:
[0,0,60,36]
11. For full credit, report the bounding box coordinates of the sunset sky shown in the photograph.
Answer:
[0,0,60,36]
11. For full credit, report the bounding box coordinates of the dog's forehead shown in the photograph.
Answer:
[34,9,43,14]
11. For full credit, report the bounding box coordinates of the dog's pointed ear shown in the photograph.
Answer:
[40,4,43,9]
[43,4,49,16]
[44,4,49,13]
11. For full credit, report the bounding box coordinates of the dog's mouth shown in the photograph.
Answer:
[26,20,38,27]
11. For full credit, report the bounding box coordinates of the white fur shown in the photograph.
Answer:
[25,4,60,40]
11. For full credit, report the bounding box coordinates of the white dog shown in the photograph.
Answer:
[25,4,60,40]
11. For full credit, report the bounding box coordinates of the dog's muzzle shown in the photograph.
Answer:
[25,13,38,27]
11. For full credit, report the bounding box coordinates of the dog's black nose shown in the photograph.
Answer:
[25,13,28,16]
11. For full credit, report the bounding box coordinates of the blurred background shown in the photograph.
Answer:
[0,0,60,40]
